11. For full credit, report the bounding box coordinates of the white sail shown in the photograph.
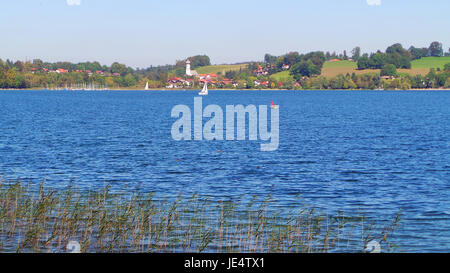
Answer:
[199,82,208,95]
[145,81,149,90]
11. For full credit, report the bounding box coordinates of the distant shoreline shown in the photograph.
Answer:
[1,88,450,92]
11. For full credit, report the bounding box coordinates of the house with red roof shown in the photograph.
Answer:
[254,80,269,87]
[167,77,193,88]
[221,78,233,85]
[198,73,217,80]
[56,68,68,74]
[254,66,268,76]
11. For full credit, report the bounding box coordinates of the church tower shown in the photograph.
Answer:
[186,60,192,76]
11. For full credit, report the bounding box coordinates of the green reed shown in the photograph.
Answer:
[0,180,401,253]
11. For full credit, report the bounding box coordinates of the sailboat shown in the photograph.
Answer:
[198,82,208,96]
[145,81,149,90]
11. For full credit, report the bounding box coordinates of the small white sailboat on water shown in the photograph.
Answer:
[198,82,208,96]
[145,81,149,90]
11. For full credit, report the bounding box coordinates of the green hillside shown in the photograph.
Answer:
[320,57,450,77]
[323,60,357,69]
[270,71,294,82]
[195,64,248,74]
[321,57,450,70]
[411,56,450,69]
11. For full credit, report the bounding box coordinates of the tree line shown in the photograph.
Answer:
[357,41,446,70]
[1,42,449,90]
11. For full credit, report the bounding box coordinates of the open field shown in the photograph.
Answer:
[323,60,357,68]
[321,67,430,78]
[397,68,432,76]
[196,64,248,75]
[411,56,450,69]
[322,62,377,78]
[270,71,294,82]
[322,61,373,77]
[320,57,450,78]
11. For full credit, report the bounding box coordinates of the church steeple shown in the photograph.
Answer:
[186,60,191,76]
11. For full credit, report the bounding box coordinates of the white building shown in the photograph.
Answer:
[186,60,198,77]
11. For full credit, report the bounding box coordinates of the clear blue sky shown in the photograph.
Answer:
[0,0,449,68]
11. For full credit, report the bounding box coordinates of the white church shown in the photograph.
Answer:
[185,60,198,77]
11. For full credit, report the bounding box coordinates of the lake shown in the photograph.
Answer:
[0,90,449,252]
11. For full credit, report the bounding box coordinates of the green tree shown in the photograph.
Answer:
[357,44,412,70]
[357,54,370,70]
[123,74,137,87]
[0,67,6,88]
[445,77,450,88]
[303,51,326,68]
[283,52,301,66]
[425,68,437,88]
[14,61,25,72]
[437,73,449,87]
[369,53,386,69]
[6,69,17,87]
[386,43,410,57]
[179,55,211,68]
[381,64,397,76]
[175,67,185,77]
[409,46,428,60]
[264,54,278,64]
[32,59,44,70]
[371,75,381,89]
[428,41,443,57]
[411,75,425,88]
[351,47,361,61]
[290,60,320,80]
[397,55,412,69]
[310,76,329,89]
[444,63,450,72]
[111,62,128,75]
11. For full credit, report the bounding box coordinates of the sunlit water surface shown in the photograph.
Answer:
[0,90,449,252]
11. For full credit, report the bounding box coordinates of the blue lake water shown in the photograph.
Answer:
[0,90,449,252]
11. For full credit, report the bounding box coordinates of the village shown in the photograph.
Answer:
[165,60,284,89]
[32,67,121,77]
